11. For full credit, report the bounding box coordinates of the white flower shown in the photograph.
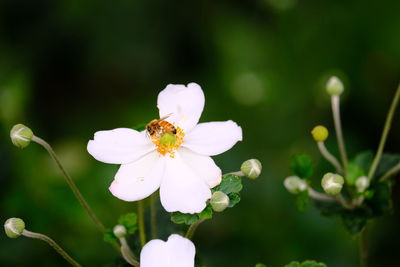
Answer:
[140,234,195,267]
[87,83,242,213]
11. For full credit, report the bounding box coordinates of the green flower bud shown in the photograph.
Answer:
[326,76,344,96]
[311,125,329,142]
[4,218,25,238]
[210,191,230,212]
[10,124,33,148]
[355,176,370,193]
[240,159,262,179]
[284,176,307,194]
[113,224,127,238]
[159,132,176,146]
[321,173,344,195]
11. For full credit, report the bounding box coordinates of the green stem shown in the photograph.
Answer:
[368,84,400,180]
[185,219,206,240]
[359,227,368,267]
[119,237,140,267]
[32,136,105,233]
[331,95,349,170]
[137,200,146,247]
[379,161,400,182]
[150,194,157,239]
[317,141,343,174]
[22,229,81,267]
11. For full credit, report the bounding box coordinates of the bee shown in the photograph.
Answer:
[146,114,177,137]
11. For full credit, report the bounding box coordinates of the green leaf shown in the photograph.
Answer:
[255,264,267,267]
[198,205,213,219]
[375,153,400,179]
[213,174,243,194]
[118,213,138,234]
[352,151,373,173]
[103,228,118,244]
[345,163,365,185]
[341,213,367,234]
[285,260,327,267]
[290,154,313,179]
[170,212,199,225]
[228,192,241,208]
[296,190,309,212]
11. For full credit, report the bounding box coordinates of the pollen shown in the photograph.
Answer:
[151,127,184,158]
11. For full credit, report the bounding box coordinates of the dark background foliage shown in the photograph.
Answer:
[1,0,400,266]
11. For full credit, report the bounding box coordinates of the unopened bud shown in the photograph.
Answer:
[284,176,307,194]
[113,224,127,238]
[241,159,262,179]
[159,132,176,146]
[326,76,344,96]
[321,173,344,195]
[210,191,230,212]
[4,218,25,238]
[311,125,329,142]
[10,124,33,148]
[355,176,370,193]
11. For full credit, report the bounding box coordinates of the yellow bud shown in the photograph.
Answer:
[311,125,329,142]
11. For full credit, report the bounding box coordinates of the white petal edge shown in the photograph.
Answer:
[109,152,164,201]
[140,234,195,267]
[87,128,154,164]
[182,120,243,156]
[160,152,211,214]
[157,83,205,132]
[179,147,222,188]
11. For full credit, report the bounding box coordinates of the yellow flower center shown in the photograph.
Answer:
[151,127,184,158]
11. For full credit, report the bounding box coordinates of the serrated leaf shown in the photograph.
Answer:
[296,190,309,212]
[228,192,241,208]
[255,264,267,267]
[170,212,199,225]
[103,228,118,244]
[285,260,327,267]
[118,213,138,234]
[290,154,313,179]
[213,174,242,194]
[198,205,213,219]
[345,163,365,185]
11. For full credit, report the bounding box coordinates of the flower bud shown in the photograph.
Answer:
[159,132,176,146]
[326,76,344,96]
[113,224,127,238]
[10,124,33,148]
[240,159,262,179]
[321,173,344,195]
[311,125,329,142]
[210,191,230,212]
[355,176,370,193]
[4,218,25,238]
[284,176,307,194]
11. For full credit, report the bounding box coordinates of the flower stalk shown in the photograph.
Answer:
[379,161,400,182]
[368,84,400,180]
[137,200,146,247]
[31,135,106,234]
[22,229,81,267]
[150,193,158,239]
[317,142,343,174]
[331,95,348,170]
[185,218,206,240]
[119,237,140,267]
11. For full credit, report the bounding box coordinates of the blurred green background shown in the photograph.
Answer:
[1,0,400,266]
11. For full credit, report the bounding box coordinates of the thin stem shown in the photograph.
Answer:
[317,142,344,174]
[137,200,146,247]
[368,84,400,180]
[31,136,105,233]
[22,229,81,267]
[359,227,368,267]
[331,95,349,170]
[307,187,337,202]
[119,237,140,267]
[227,171,244,176]
[185,219,206,240]
[150,194,157,239]
[379,161,400,182]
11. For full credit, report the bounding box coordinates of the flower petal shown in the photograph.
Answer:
[87,128,154,164]
[179,147,222,188]
[160,152,211,214]
[109,152,164,201]
[182,120,243,156]
[140,234,195,267]
[157,83,205,132]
